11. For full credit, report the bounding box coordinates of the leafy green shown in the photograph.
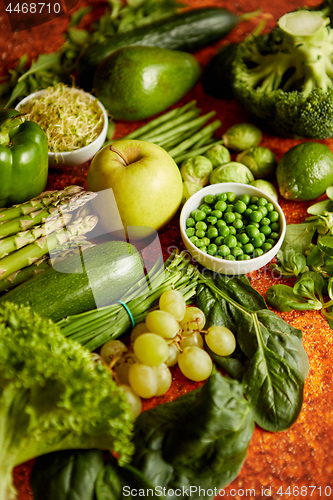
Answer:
[31,449,104,500]
[0,302,134,500]
[130,373,254,500]
[266,284,319,312]
[196,273,309,432]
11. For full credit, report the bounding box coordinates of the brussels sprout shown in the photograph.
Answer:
[204,144,231,168]
[222,123,262,152]
[236,146,276,179]
[251,180,278,201]
[180,156,213,187]
[181,180,202,205]
[209,162,254,185]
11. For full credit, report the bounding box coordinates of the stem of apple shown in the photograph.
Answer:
[110,145,129,166]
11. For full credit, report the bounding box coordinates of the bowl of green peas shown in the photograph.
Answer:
[180,183,286,274]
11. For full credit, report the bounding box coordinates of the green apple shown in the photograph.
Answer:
[87,139,183,239]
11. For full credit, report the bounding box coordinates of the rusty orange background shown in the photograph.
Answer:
[1,0,333,499]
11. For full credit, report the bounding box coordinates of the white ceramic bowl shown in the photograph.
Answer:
[16,88,108,167]
[180,182,286,275]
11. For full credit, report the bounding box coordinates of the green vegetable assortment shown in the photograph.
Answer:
[185,191,281,260]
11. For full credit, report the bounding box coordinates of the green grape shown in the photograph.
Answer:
[130,322,149,343]
[180,331,204,349]
[119,384,142,418]
[154,363,172,396]
[133,333,169,366]
[159,289,186,321]
[165,342,180,367]
[100,340,127,365]
[179,307,206,335]
[128,363,158,399]
[178,346,213,382]
[145,310,180,339]
[205,325,236,356]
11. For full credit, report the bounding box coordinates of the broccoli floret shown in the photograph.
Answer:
[0,302,134,500]
[231,9,333,138]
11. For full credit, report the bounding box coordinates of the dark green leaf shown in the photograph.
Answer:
[307,199,333,215]
[18,52,62,81]
[266,284,320,312]
[318,235,333,256]
[131,373,254,500]
[282,222,318,254]
[306,245,325,268]
[31,449,104,500]
[69,6,92,27]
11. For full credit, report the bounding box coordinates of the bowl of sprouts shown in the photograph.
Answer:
[16,83,109,167]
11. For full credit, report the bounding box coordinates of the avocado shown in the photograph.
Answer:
[93,46,201,121]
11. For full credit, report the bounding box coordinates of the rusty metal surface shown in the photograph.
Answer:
[1,0,333,498]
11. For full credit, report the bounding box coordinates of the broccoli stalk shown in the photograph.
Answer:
[0,302,134,500]
[231,9,333,138]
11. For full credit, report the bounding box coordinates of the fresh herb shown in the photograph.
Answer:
[196,272,309,432]
[0,0,182,109]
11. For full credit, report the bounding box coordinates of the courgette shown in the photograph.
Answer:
[0,240,144,322]
[76,7,239,90]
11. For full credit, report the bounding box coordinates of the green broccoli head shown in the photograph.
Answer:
[231,9,333,138]
[0,302,134,500]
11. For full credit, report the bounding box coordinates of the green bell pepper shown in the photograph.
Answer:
[0,110,48,207]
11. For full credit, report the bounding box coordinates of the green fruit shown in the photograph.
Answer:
[93,46,201,121]
[276,142,333,201]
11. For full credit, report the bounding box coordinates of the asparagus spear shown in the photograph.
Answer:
[0,214,98,280]
[0,187,97,239]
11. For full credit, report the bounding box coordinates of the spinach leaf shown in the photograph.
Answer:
[131,373,254,500]
[271,243,308,277]
[31,449,104,500]
[197,273,309,432]
[266,284,320,312]
[281,222,318,254]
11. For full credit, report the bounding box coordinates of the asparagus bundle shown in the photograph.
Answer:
[58,251,198,351]
[0,186,99,289]
[118,101,223,164]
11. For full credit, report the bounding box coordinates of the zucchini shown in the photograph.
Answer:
[76,7,239,90]
[0,240,144,322]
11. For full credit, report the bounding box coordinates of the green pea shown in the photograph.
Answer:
[261,217,271,226]
[211,209,222,219]
[215,236,224,245]
[244,208,253,218]
[224,212,236,224]
[227,192,236,202]
[238,254,251,260]
[243,243,255,254]
[266,238,276,246]
[215,200,227,212]
[225,204,234,212]
[195,239,205,248]
[216,219,227,229]
[246,226,260,238]
[199,204,212,215]
[266,203,274,212]
[232,246,244,258]
[196,229,206,239]
[249,204,258,211]
[189,236,198,244]
[207,243,218,255]
[207,227,219,239]
[234,200,247,213]
[239,194,251,205]
[233,219,243,230]
[253,248,264,257]
[225,254,236,261]
[186,217,195,227]
[262,242,273,252]
[261,225,272,236]
[201,246,207,253]
[207,216,217,225]
[196,221,207,231]
[229,226,237,235]
[258,206,268,217]
[224,235,237,248]
[250,211,263,223]
[218,245,230,257]
[216,193,228,202]
[191,209,200,218]
[237,232,250,245]
[250,196,259,204]
[219,225,230,237]
[234,212,242,219]
[204,194,216,205]
[194,210,206,221]
[258,197,268,206]
[270,231,280,240]
[270,222,280,232]
[186,227,195,237]
[251,236,265,248]
[268,210,279,222]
